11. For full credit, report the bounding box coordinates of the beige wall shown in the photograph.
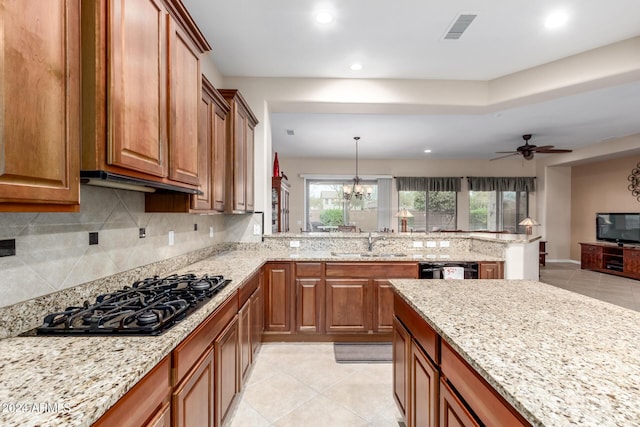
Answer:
[570,156,640,259]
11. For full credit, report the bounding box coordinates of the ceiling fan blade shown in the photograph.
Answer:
[536,148,573,153]
[531,145,554,151]
[490,153,520,161]
[495,151,519,154]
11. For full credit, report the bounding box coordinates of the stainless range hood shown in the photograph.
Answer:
[80,171,203,195]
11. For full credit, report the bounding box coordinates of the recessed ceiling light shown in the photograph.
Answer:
[350,63,363,71]
[424,149,432,153]
[315,11,333,24]
[544,11,568,29]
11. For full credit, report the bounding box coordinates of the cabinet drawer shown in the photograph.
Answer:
[440,341,529,427]
[581,245,602,255]
[393,293,438,364]
[296,262,323,277]
[326,262,417,278]
[239,272,259,306]
[173,291,238,384]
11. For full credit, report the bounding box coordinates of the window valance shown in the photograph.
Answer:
[395,177,461,192]
[467,176,536,192]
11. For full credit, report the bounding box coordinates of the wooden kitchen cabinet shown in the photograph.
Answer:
[478,261,504,279]
[250,272,264,358]
[325,278,370,333]
[81,0,210,194]
[263,262,293,333]
[214,314,239,427]
[393,317,411,419]
[219,89,258,213]
[172,348,214,427]
[439,379,479,427]
[94,356,171,427]
[0,0,80,212]
[579,243,640,280]
[272,176,291,233]
[295,262,324,333]
[373,279,395,332]
[411,341,439,427]
[145,76,229,213]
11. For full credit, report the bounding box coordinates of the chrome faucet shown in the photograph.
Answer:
[367,232,385,251]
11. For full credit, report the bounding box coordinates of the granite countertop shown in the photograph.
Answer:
[247,249,503,262]
[390,279,640,427]
[0,249,503,426]
[0,251,267,427]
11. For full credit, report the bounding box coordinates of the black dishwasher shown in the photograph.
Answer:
[418,262,479,279]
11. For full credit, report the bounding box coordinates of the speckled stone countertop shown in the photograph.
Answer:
[0,248,503,427]
[391,279,640,427]
[0,251,267,427]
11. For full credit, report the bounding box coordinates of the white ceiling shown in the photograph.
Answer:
[182,0,640,160]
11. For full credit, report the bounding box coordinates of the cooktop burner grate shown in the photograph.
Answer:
[34,274,231,336]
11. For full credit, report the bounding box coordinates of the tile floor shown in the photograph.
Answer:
[226,262,640,426]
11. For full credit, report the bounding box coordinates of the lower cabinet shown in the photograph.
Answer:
[478,261,504,279]
[394,292,530,427]
[373,279,395,332]
[172,348,214,427]
[215,315,239,427]
[263,262,293,333]
[325,278,370,332]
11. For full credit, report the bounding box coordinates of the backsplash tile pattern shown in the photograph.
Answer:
[0,185,260,309]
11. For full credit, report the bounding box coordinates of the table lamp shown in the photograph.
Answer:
[396,208,414,233]
[519,217,539,235]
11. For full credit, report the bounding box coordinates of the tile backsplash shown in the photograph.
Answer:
[0,185,261,308]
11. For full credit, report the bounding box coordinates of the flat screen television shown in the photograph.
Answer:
[596,213,640,245]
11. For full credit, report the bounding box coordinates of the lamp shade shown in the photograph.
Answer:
[519,217,539,226]
[396,208,414,218]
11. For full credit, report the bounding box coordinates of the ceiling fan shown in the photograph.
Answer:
[491,134,573,161]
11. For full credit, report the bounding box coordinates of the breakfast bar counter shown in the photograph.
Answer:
[390,279,640,426]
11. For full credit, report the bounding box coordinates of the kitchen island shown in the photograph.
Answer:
[391,279,640,426]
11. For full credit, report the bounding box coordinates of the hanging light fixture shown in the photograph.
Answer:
[344,136,372,201]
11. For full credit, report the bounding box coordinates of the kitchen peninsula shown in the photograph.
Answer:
[391,279,640,426]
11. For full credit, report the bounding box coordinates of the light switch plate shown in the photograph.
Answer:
[426,241,436,248]
[168,230,175,246]
[290,240,300,248]
[440,240,450,247]
[253,224,261,235]
[412,241,423,248]
[209,227,214,237]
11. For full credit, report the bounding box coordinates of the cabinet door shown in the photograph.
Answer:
[373,279,394,332]
[439,379,480,427]
[411,342,438,427]
[191,82,213,210]
[478,262,503,279]
[232,104,247,211]
[250,281,264,357]
[581,244,602,270]
[245,124,254,211]
[108,0,168,177]
[296,278,323,333]
[325,279,369,332]
[0,0,80,211]
[145,401,170,427]
[393,317,411,420]
[624,249,640,276]
[212,98,228,212]
[238,300,252,384]
[168,19,200,185]
[263,263,293,332]
[215,315,239,427]
[172,348,214,427]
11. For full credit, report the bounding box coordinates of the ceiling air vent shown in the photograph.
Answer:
[443,14,477,40]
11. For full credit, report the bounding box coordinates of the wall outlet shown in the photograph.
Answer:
[193,223,198,231]
[89,232,99,245]
[168,230,175,246]
[0,239,16,257]
[439,240,450,247]
[426,241,436,248]
[209,227,214,238]
[253,224,262,235]
[412,241,423,248]
[290,240,300,248]
[139,228,146,239]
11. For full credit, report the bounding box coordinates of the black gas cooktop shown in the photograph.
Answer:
[33,274,230,336]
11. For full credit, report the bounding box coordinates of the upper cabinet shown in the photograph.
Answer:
[219,90,258,213]
[81,0,210,193]
[0,0,81,212]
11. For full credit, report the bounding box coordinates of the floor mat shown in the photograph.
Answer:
[333,342,392,363]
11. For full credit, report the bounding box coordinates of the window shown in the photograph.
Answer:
[305,179,378,232]
[398,191,457,231]
[467,177,534,233]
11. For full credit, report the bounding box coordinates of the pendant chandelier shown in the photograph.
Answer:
[343,136,372,201]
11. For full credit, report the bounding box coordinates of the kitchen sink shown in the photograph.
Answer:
[330,252,407,258]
